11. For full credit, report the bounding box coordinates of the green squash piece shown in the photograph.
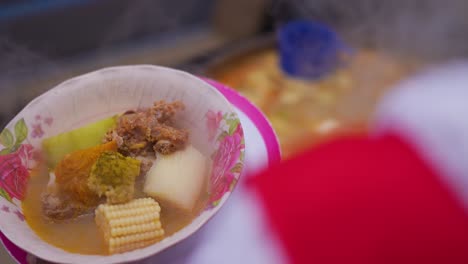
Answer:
[42,116,117,168]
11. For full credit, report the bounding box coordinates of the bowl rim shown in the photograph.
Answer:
[0,65,245,264]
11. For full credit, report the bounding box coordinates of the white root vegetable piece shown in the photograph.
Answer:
[143,145,207,211]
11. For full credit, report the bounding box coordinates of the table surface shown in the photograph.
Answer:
[0,246,16,264]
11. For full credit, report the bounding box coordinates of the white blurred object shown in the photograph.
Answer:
[374,61,468,209]
[316,119,340,134]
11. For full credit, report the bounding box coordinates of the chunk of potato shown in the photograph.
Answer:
[143,145,207,211]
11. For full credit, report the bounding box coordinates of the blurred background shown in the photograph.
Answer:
[1,0,468,158]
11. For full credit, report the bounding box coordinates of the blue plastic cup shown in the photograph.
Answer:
[278,20,350,80]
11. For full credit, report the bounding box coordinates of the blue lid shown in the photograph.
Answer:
[278,20,350,80]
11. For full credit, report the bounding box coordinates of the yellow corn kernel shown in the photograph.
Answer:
[95,198,165,254]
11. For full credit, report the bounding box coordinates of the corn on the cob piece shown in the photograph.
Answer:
[95,198,165,254]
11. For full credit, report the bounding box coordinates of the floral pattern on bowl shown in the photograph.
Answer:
[206,111,245,208]
[0,119,33,203]
[0,118,38,222]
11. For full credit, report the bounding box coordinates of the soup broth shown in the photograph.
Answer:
[22,166,207,255]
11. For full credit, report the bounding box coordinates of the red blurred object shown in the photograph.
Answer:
[250,133,468,264]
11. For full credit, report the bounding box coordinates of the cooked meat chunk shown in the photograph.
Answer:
[105,100,189,156]
[150,125,189,154]
[104,130,124,148]
[41,191,92,221]
[150,100,185,123]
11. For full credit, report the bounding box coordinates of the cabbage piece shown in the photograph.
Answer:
[42,116,117,167]
[88,151,141,204]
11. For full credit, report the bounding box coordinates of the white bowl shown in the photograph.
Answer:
[0,65,245,264]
